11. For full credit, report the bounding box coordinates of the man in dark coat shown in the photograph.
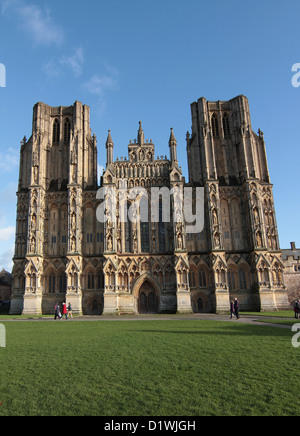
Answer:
[234,298,240,320]
[54,303,62,320]
[230,300,235,319]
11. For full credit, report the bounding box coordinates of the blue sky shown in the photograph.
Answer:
[0,0,299,271]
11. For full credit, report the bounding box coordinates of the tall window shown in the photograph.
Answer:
[189,271,196,288]
[88,273,95,290]
[125,203,132,253]
[64,118,71,144]
[228,269,236,291]
[223,113,230,138]
[212,113,219,138]
[59,274,67,293]
[141,222,150,252]
[198,269,207,288]
[239,269,247,290]
[158,201,166,252]
[52,119,60,145]
[49,274,56,294]
[97,271,104,289]
[140,197,150,253]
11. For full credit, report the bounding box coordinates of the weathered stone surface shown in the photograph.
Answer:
[10,96,290,315]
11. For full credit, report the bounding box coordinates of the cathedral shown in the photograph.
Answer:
[10,95,290,315]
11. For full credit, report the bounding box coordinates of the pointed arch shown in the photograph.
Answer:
[52,118,60,145]
[158,199,166,252]
[211,113,219,138]
[64,118,71,144]
[198,266,208,288]
[133,274,161,314]
[222,113,230,138]
[124,202,133,253]
[139,195,150,253]
[153,261,164,288]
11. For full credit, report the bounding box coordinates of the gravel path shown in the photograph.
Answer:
[1,313,295,329]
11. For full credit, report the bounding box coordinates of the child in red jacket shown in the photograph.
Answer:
[62,303,68,320]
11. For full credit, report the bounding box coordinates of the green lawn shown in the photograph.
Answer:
[256,319,299,327]
[242,311,294,318]
[0,319,299,416]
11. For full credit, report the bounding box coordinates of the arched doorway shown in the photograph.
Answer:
[138,281,158,314]
[191,292,211,313]
[197,298,204,313]
[84,294,104,315]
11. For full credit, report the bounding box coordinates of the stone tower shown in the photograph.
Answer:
[10,101,99,315]
[186,95,288,311]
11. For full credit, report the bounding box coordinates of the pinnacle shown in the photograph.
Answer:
[106,130,113,146]
[169,127,177,143]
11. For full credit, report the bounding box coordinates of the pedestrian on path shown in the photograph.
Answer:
[234,298,240,320]
[230,300,235,319]
[294,301,299,319]
[67,302,73,319]
[54,303,62,320]
[62,303,68,320]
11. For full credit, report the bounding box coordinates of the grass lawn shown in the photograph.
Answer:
[0,315,54,320]
[256,319,299,327]
[0,319,299,416]
[242,311,294,318]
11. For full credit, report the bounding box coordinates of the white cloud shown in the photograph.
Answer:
[0,245,14,272]
[43,59,60,79]
[44,46,85,79]
[83,67,119,116]
[2,0,64,46]
[83,74,118,98]
[0,226,15,242]
[1,0,18,14]
[0,147,19,172]
[0,183,17,213]
[60,47,84,77]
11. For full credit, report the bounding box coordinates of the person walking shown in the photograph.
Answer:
[230,300,235,319]
[54,303,62,320]
[234,298,240,320]
[62,302,68,320]
[294,301,299,319]
[67,302,73,319]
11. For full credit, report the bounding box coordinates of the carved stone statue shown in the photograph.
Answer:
[177,233,183,250]
[212,209,218,226]
[256,232,262,248]
[107,236,113,252]
[253,208,259,225]
[214,232,220,248]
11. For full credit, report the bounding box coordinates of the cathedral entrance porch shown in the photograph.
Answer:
[191,291,211,313]
[83,293,104,315]
[138,281,158,314]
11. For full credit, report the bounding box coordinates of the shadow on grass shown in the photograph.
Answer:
[132,324,292,338]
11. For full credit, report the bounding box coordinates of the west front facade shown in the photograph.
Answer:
[10,95,290,315]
